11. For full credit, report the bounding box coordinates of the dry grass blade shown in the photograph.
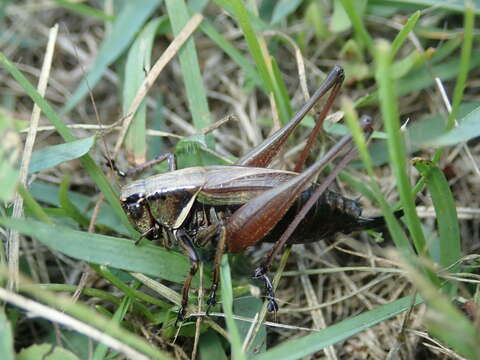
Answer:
[113,13,204,157]
[7,24,58,291]
[0,287,150,360]
[0,288,148,360]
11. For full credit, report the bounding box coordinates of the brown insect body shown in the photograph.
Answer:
[120,165,380,252]
[115,66,396,321]
[120,165,298,239]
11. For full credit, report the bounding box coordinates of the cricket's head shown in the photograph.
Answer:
[121,193,146,220]
[120,184,159,239]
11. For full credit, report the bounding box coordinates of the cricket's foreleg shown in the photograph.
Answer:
[206,224,226,315]
[106,152,176,177]
[175,229,200,325]
[134,203,161,244]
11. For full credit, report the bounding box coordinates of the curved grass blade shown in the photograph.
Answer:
[124,17,163,163]
[51,0,113,22]
[338,0,374,55]
[374,39,427,255]
[5,280,170,359]
[412,158,460,271]
[198,19,260,88]
[255,295,423,360]
[424,105,480,147]
[369,0,480,15]
[390,10,421,59]
[29,136,95,174]
[17,185,52,224]
[0,217,207,286]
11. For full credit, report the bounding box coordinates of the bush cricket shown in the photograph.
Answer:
[110,66,397,323]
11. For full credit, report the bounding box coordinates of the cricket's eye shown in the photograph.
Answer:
[122,194,146,220]
[127,203,144,220]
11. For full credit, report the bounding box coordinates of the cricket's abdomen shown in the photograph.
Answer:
[262,188,387,245]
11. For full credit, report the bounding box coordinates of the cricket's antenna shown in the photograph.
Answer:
[62,23,120,187]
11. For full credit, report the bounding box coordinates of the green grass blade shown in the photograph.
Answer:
[390,10,421,59]
[198,19,261,89]
[59,177,90,228]
[0,53,73,142]
[217,0,292,123]
[270,0,303,24]
[220,255,246,360]
[342,100,412,253]
[412,159,461,270]
[369,0,480,15]
[62,1,160,113]
[124,17,162,162]
[234,297,266,356]
[391,48,433,80]
[338,0,374,55]
[446,4,475,131]
[17,344,79,360]
[199,331,228,360]
[0,309,14,360]
[29,136,95,174]
[30,181,129,236]
[356,49,480,107]
[355,102,480,167]
[374,39,427,255]
[270,57,292,118]
[17,185,52,224]
[92,264,168,309]
[430,37,462,65]
[0,217,208,286]
[51,0,114,22]
[255,295,423,360]
[93,294,132,360]
[425,105,480,147]
[165,0,212,138]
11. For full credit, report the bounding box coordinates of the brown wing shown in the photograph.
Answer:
[199,165,300,205]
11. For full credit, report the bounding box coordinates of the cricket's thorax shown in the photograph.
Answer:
[120,165,303,233]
